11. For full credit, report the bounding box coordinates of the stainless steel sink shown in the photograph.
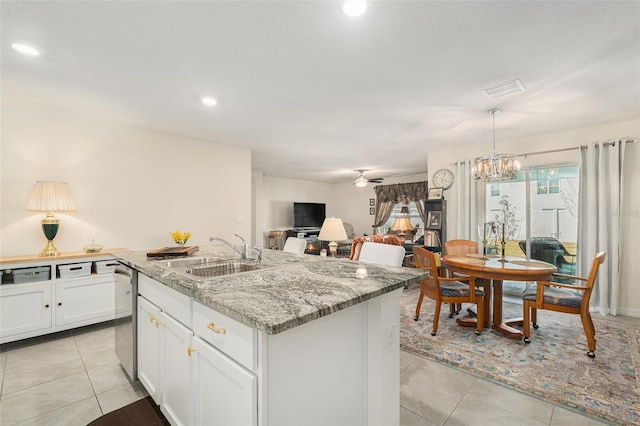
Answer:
[186,259,261,277]
[158,256,266,278]
[161,257,224,268]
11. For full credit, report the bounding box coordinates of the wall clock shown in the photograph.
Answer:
[432,168,455,190]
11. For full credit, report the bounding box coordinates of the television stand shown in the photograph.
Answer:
[289,228,321,237]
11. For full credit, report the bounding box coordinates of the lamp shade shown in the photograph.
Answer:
[389,206,415,233]
[27,181,76,212]
[318,217,348,242]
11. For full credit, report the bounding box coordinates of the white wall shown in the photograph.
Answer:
[1,104,252,256]
[427,118,640,316]
[259,176,336,245]
[259,173,429,242]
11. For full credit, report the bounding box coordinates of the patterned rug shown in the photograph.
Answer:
[399,284,640,425]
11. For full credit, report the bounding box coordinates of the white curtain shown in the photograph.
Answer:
[578,141,626,316]
[454,159,482,241]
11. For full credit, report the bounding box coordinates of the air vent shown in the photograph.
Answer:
[484,79,526,99]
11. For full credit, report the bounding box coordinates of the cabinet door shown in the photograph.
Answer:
[55,275,115,326]
[137,296,162,404]
[192,336,257,426]
[160,311,193,426]
[0,282,52,341]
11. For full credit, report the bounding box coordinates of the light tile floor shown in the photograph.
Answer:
[0,322,147,426]
[1,322,610,425]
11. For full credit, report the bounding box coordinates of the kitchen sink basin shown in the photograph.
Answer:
[158,256,267,278]
[161,257,224,268]
[186,259,262,277]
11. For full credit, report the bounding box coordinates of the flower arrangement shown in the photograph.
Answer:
[170,230,191,246]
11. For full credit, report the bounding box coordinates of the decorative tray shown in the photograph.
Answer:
[146,246,199,258]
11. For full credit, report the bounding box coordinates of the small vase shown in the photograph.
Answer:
[176,242,186,247]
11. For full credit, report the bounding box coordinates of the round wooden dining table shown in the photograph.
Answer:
[441,254,557,339]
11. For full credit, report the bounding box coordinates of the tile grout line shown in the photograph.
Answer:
[0,336,95,424]
[72,330,107,415]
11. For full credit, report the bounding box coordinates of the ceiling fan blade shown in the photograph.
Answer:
[369,178,384,183]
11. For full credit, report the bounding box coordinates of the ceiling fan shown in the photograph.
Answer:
[354,170,384,188]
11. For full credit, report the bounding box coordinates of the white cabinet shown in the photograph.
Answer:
[0,281,52,338]
[136,273,402,426]
[160,310,193,426]
[138,276,257,426]
[137,296,162,404]
[55,275,115,327]
[0,254,118,344]
[192,335,257,426]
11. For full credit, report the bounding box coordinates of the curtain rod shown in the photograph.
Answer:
[452,138,638,165]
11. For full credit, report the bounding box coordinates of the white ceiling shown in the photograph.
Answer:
[2,1,639,183]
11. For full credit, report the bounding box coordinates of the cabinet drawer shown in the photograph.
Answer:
[138,274,190,327]
[193,301,256,371]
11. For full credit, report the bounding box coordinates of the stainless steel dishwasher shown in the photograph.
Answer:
[114,263,138,382]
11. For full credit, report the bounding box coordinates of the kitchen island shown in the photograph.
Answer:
[116,245,426,426]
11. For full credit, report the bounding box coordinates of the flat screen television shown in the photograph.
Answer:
[293,202,326,229]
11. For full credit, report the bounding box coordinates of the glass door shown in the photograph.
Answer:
[527,165,579,282]
[484,164,579,294]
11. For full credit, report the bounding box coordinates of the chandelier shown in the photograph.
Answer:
[472,109,521,182]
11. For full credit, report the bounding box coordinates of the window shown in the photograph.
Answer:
[380,201,424,242]
[485,164,579,294]
[490,183,500,197]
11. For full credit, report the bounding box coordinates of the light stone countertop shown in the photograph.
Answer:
[116,244,427,335]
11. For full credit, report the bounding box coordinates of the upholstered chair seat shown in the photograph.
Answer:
[523,286,582,308]
[439,281,483,298]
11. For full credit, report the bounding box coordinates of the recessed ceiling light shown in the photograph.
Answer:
[11,42,41,57]
[201,97,217,106]
[343,0,367,17]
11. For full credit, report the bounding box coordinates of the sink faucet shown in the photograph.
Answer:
[254,245,263,264]
[209,234,248,260]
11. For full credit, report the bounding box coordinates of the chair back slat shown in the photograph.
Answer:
[444,239,478,256]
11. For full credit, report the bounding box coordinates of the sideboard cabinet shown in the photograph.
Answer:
[0,250,125,344]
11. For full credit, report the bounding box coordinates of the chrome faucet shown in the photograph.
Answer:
[209,234,248,260]
[254,245,263,264]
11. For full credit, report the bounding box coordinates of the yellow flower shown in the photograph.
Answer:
[170,230,191,244]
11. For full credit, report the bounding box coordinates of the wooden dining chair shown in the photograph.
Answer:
[522,251,606,358]
[443,239,489,320]
[443,239,479,256]
[412,246,484,336]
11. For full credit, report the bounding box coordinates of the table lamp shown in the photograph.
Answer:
[389,206,415,243]
[318,217,348,257]
[27,181,77,256]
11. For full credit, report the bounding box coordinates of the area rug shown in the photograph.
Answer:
[399,284,640,425]
[88,396,168,426]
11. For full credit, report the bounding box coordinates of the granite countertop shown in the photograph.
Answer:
[116,244,427,335]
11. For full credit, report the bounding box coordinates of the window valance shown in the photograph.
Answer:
[373,181,428,203]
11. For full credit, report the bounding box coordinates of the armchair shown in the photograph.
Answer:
[443,239,490,322]
[412,246,484,336]
[522,252,606,358]
[349,234,402,260]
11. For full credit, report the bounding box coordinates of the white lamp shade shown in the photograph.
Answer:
[318,217,348,242]
[27,181,77,212]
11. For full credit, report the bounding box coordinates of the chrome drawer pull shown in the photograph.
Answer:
[207,322,227,334]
